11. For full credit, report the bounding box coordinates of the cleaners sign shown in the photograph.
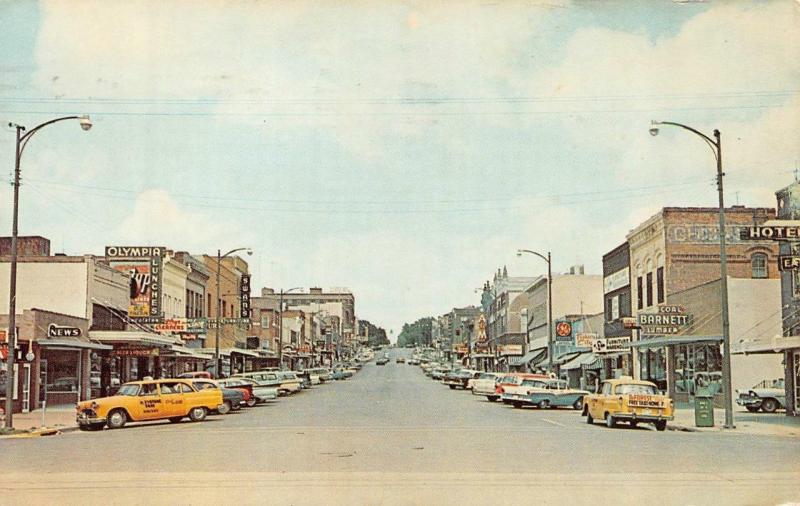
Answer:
[638,305,691,335]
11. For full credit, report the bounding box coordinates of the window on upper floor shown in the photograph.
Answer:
[646,272,653,307]
[637,276,643,310]
[656,267,665,304]
[752,253,768,279]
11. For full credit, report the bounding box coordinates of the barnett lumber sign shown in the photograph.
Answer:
[638,305,691,335]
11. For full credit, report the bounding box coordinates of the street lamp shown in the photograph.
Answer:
[214,247,252,378]
[277,287,302,369]
[517,249,554,374]
[650,120,734,429]
[4,115,91,429]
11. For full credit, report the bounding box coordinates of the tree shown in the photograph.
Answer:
[358,319,389,347]
[397,317,434,347]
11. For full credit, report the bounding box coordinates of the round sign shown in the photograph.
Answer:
[555,321,572,337]
[25,352,35,362]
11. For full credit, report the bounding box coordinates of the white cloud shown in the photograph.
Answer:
[113,189,255,253]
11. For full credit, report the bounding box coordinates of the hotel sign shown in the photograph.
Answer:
[638,305,691,335]
[740,225,800,241]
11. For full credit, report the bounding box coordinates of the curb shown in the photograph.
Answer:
[0,425,79,440]
[667,423,697,432]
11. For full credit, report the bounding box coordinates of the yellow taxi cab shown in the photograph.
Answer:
[583,376,673,431]
[75,378,224,431]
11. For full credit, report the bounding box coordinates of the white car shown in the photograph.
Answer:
[471,372,503,400]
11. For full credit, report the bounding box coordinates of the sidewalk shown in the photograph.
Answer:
[670,407,800,437]
[7,407,78,434]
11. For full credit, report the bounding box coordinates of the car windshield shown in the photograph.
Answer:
[616,384,657,395]
[116,384,140,396]
[521,380,545,387]
[478,373,495,380]
[501,376,521,384]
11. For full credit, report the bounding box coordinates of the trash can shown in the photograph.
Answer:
[694,389,715,427]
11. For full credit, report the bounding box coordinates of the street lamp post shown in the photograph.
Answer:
[517,249,554,374]
[214,247,252,378]
[277,287,302,370]
[4,115,91,429]
[650,120,733,429]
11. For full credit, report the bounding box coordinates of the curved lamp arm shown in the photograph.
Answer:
[12,115,92,158]
[650,120,719,163]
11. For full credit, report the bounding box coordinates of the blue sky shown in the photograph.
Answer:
[1,1,798,337]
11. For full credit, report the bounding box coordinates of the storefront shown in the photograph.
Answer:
[1,309,109,413]
[630,335,723,404]
[89,330,184,384]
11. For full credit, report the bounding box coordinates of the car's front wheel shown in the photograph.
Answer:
[217,401,232,415]
[586,412,594,424]
[449,385,456,390]
[572,398,583,410]
[245,397,257,408]
[106,409,127,430]
[188,407,208,422]
[761,398,779,413]
[605,413,616,428]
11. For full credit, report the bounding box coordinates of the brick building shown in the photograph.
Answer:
[626,206,779,392]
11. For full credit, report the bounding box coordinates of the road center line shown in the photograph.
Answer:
[541,418,566,427]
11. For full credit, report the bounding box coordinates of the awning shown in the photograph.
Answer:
[561,352,600,371]
[225,348,260,358]
[195,348,231,357]
[38,339,112,351]
[733,335,800,354]
[167,345,209,360]
[508,349,546,367]
[89,331,180,348]
[629,335,723,350]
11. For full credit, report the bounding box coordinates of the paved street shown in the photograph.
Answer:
[2,349,799,505]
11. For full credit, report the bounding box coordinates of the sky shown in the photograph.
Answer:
[1,0,798,340]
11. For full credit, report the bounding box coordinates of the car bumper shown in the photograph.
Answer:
[76,413,106,426]
[612,412,673,422]
[736,398,761,407]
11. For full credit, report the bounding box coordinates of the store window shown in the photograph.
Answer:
[45,350,80,393]
[751,253,768,279]
[637,276,643,310]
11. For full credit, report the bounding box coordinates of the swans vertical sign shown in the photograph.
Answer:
[105,246,165,323]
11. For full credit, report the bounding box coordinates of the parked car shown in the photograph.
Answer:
[443,370,480,390]
[76,379,223,430]
[190,378,244,414]
[497,373,549,404]
[396,357,405,364]
[233,371,299,396]
[376,357,389,365]
[216,378,257,407]
[584,377,673,431]
[275,371,303,394]
[501,377,550,407]
[471,372,503,401]
[736,378,786,413]
[219,378,278,404]
[526,379,590,410]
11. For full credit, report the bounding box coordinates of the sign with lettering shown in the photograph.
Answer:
[47,324,82,338]
[240,274,251,318]
[111,346,159,358]
[575,332,596,348]
[603,267,630,294]
[498,344,523,356]
[153,319,189,333]
[106,245,165,322]
[592,336,631,355]
[779,255,800,271]
[740,225,800,241]
[666,224,749,244]
[638,305,691,335]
